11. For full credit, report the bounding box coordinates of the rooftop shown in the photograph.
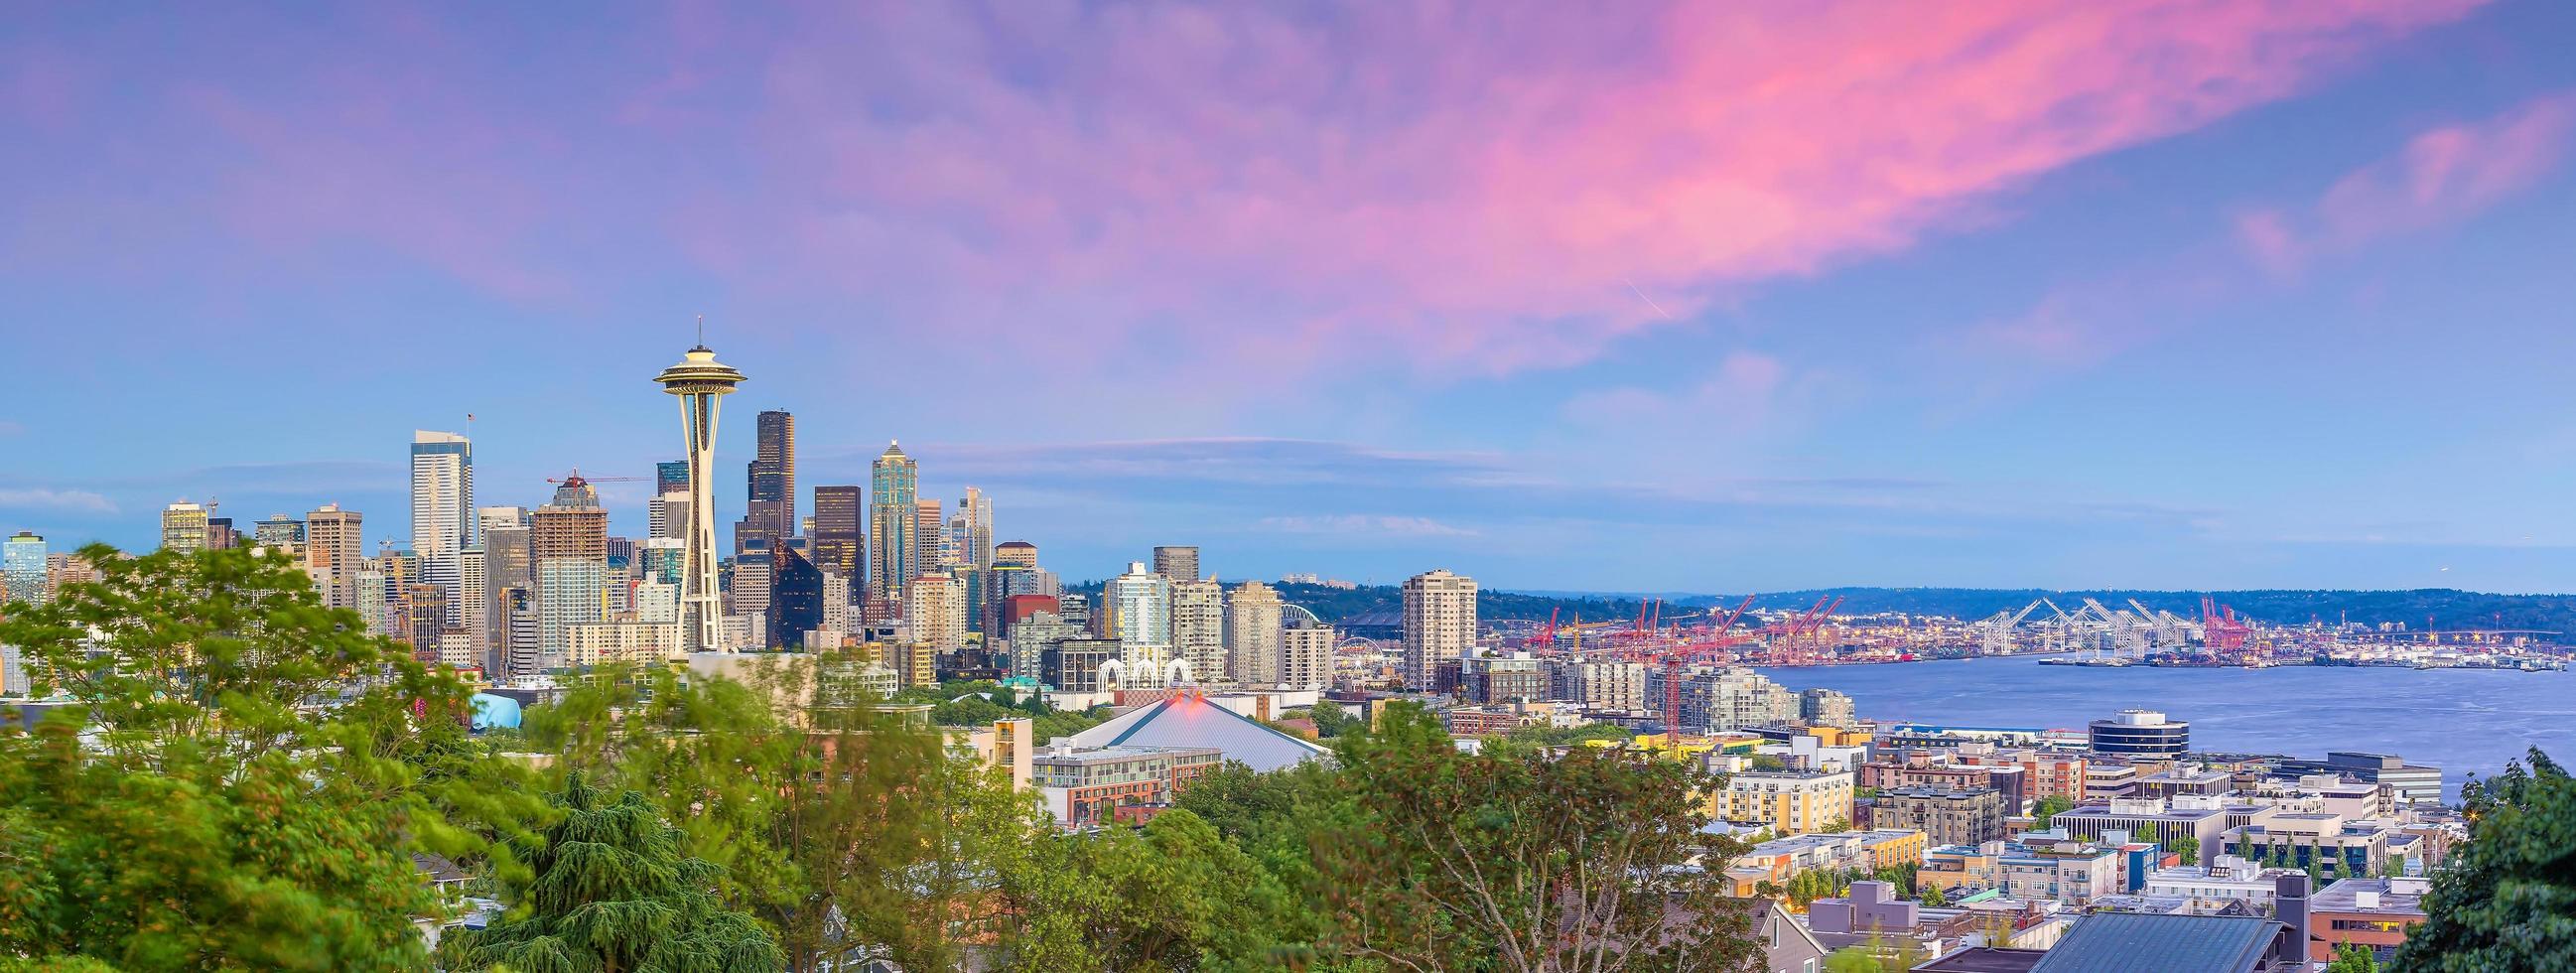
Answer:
[1914,946,2048,972]
[2310,877,2430,916]
[2028,912,2285,973]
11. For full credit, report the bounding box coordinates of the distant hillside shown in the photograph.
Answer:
[1746,588,2576,632]
[1074,581,2576,633]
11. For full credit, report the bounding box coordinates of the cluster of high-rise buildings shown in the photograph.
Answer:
[1,343,1364,701]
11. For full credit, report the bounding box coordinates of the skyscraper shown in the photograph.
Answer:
[811,485,864,595]
[767,543,824,650]
[1170,578,1225,684]
[1401,569,1478,690]
[1152,545,1200,582]
[252,514,304,549]
[905,571,967,653]
[648,460,689,540]
[957,487,994,571]
[1281,621,1336,691]
[914,498,945,570]
[3,531,47,605]
[1225,580,1285,684]
[868,442,918,609]
[410,430,475,626]
[1104,561,1172,685]
[305,503,363,609]
[738,409,795,555]
[477,506,531,665]
[656,342,745,653]
[160,500,208,554]
[532,476,611,668]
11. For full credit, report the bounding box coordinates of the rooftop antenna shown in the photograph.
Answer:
[696,314,706,348]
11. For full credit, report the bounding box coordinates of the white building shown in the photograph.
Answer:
[1401,569,1477,690]
[1170,578,1225,684]
[1280,624,1336,691]
[905,572,967,652]
[1103,561,1172,652]
[409,430,475,626]
[1225,580,1285,684]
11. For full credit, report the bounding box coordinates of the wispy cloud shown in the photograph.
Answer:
[1259,514,1481,538]
[0,487,117,514]
[2237,90,2576,275]
[1949,89,2576,398]
[4,2,2482,388]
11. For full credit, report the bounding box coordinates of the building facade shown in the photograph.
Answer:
[1400,569,1477,690]
[409,430,475,626]
[1224,580,1285,684]
[1870,786,2009,846]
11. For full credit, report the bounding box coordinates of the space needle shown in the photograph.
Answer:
[655,327,745,653]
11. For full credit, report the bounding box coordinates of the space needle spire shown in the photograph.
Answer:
[654,328,746,653]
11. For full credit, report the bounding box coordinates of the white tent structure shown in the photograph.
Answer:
[1061,690,1331,772]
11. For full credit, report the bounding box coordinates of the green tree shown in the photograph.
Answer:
[2392,748,2576,971]
[1314,702,1760,971]
[525,652,1043,973]
[998,809,1315,971]
[2031,795,2074,829]
[446,773,781,972]
[1306,699,1362,738]
[0,545,540,971]
[2327,942,2381,973]
[2169,832,2200,866]
[1918,884,1948,907]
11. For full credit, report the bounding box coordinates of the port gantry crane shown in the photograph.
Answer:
[1763,595,1844,666]
[1608,594,1759,736]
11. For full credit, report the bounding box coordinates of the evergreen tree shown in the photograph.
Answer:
[447,774,781,973]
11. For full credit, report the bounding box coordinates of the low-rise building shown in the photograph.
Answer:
[1709,768,1854,836]
[2140,855,2299,914]
[2303,876,2429,964]
[2221,812,2395,880]
[2053,795,2233,863]
[2273,752,2443,807]
[1032,744,1223,829]
[1872,786,2008,846]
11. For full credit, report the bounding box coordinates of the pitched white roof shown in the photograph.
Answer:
[1063,692,1332,772]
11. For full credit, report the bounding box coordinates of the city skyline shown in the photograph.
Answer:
[11,3,2576,593]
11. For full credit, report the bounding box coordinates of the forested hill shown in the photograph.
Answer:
[1070,580,2576,631]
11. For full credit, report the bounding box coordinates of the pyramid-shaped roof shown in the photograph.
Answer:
[1063,692,1331,772]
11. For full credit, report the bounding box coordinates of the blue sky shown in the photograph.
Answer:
[7,1,2576,593]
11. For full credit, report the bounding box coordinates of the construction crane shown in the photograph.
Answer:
[547,469,646,486]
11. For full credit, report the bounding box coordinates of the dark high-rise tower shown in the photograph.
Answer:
[738,410,796,554]
[812,485,865,599]
[767,543,824,650]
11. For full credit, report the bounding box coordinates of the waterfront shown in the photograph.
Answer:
[1758,654,2576,801]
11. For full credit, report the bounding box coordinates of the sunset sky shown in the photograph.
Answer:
[10,1,2576,592]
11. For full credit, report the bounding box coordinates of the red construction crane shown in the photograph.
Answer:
[1619,594,1759,735]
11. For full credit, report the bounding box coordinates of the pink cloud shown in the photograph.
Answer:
[702,0,2480,376]
[2237,90,2576,273]
[4,2,2485,383]
[1564,351,1796,434]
